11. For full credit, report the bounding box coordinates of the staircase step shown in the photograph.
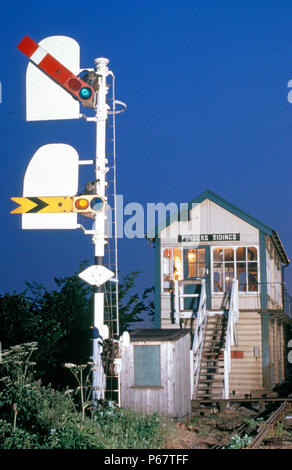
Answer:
[199,380,223,386]
[196,393,223,399]
[206,320,225,324]
[205,332,226,336]
[200,363,224,368]
[205,324,225,328]
[207,318,225,322]
[205,335,225,339]
[200,369,224,374]
[201,361,224,364]
[202,354,224,359]
[206,327,225,331]
[202,349,224,353]
[205,330,226,334]
[198,376,224,382]
[199,373,224,379]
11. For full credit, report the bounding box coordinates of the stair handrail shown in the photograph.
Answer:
[223,278,239,399]
[191,279,207,399]
[173,279,201,324]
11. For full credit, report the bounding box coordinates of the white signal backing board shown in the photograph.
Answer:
[26,36,80,121]
[22,143,79,229]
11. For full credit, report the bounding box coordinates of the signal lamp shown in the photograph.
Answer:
[68,78,82,91]
[79,87,92,100]
[90,197,104,212]
[74,198,89,211]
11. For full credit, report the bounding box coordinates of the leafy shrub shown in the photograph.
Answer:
[0,419,39,449]
[0,344,167,449]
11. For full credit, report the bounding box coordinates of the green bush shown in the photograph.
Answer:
[0,343,167,449]
[0,419,39,449]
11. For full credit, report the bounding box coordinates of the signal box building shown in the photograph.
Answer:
[147,190,291,402]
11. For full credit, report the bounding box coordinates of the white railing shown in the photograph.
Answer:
[191,280,207,399]
[173,279,208,399]
[223,279,239,399]
[174,279,201,324]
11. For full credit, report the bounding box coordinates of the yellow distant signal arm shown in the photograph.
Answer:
[10,195,105,214]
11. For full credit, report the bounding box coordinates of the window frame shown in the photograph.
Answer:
[211,245,259,294]
[161,246,183,294]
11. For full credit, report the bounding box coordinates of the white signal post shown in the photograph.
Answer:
[92,58,110,403]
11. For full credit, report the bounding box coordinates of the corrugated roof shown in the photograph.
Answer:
[129,328,190,342]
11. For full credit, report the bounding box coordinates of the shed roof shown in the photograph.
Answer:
[129,328,190,342]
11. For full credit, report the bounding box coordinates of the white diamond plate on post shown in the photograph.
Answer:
[79,265,114,286]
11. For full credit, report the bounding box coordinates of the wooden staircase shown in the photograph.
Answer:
[196,314,228,400]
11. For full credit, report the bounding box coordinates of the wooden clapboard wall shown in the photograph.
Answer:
[120,333,191,419]
[268,318,285,389]
[228,312,263,396]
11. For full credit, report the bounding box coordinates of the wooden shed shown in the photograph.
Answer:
[120,329,191,419]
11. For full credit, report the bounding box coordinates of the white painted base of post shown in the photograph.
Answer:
[92,292,106,403]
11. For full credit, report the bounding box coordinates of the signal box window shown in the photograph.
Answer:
[162,248,182,293]
[212,246,258,293]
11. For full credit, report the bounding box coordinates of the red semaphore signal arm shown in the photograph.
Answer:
[17,35,96,109]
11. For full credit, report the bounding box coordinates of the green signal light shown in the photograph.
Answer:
[79,87,92,100]
[90,197,104,212]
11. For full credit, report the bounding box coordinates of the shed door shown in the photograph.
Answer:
[183,247,210,311]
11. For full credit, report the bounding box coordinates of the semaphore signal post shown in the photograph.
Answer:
[11,35,126,403]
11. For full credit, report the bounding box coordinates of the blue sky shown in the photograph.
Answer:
[1,0,292,295]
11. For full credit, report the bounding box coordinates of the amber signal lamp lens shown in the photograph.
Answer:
[75,198,89,210]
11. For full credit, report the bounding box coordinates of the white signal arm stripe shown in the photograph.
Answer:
[30,47,47,65]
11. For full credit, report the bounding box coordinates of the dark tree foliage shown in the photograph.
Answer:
[112,271,154,334]
[0,266,154,389]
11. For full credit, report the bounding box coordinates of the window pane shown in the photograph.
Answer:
[248,262,258,291]
[163,249,171,292]
[197,263,205,277]
[173,248,182,280]
[213,248,223,261]
[213,263,223,292]
[236,247,246,261]
[188,264,196,278]
[225,262,234,292]
[237,262,247,292]
[248,247,257,261]
[224,248,234,262]
[187,249,197,277]
[197,249,205,263]
[187,249,197,262]
[134,345,161,386]
[163,248,171,258]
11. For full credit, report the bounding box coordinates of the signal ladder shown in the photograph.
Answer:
[103,72,125,403]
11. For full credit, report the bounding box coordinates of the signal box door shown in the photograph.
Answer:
[183,247,210,311]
